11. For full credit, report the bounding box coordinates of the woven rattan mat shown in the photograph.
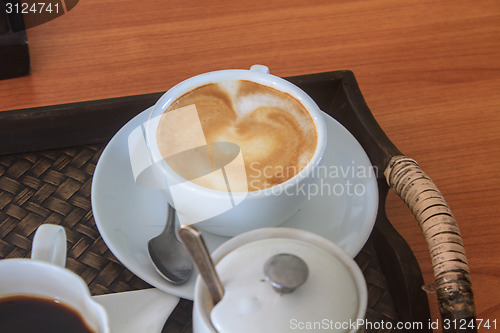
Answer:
[0,144,399,332]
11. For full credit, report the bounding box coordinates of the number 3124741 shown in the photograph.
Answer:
[5,2,61,14]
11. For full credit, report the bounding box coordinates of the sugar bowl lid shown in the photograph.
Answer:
[199,227,367,333]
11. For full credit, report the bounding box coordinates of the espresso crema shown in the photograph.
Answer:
[157,80,317,191]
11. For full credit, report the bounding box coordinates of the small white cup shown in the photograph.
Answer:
[144,65,327,237]
[0,224,109,333]
[193,228,367,333]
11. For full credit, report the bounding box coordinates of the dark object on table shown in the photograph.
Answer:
[0,0,30,80]
[0,70,476,332]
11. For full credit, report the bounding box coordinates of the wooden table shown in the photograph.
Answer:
[1,0,498,331]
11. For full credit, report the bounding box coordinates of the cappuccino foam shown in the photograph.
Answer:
[157,80,317,191]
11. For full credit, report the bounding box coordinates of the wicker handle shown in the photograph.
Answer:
[384,155,476,330]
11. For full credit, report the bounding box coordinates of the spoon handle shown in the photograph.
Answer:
[178,225,224,304]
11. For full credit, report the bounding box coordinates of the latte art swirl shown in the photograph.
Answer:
[157,80,317,191]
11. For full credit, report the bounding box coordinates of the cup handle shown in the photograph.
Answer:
[31,224,67,267]
[249,64,269,74]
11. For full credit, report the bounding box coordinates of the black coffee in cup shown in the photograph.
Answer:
[0,295,96,333]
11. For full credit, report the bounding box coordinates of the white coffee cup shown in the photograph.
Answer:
[144,65,327,237]
[192,227,367,333]
[0,224,109,333]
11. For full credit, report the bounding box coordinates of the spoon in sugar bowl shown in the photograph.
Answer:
[148,204,194,285]
[178,224,224,305]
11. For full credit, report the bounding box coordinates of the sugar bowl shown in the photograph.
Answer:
[193,227,367,332]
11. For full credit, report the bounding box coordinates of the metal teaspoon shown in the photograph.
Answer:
[147,204,193,285]
[178,224,224,305]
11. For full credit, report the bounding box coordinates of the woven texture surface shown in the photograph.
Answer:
[0,144,400,332]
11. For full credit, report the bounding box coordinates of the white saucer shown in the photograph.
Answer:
[91,107,378,300]
[92,288,179,333]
